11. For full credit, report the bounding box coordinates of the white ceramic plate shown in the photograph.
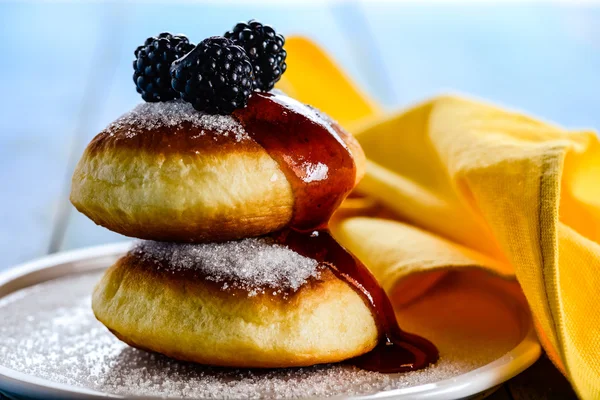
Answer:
[0,243,540,400]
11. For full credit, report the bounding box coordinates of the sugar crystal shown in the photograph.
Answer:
[135,238,321,296]
[107,100,247,142]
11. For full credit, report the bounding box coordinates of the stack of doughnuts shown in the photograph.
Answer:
[70,25,438,371]
[70,91,386,368]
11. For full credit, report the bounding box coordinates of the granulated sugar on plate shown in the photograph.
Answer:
[134,238,322,296]
[106,100,248,141]
[0,272,518,399]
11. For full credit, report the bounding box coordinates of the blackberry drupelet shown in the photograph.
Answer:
[133,33,195,102]
[225,20,287,91]
[170,37,254,115]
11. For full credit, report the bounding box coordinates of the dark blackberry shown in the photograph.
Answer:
[225,20,287,91]
[133,33,195,102]
[170,37,253,115]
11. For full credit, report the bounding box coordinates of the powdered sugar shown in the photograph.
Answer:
[107,100,248,141]
[134,238,321,296]
[0,271,514,399]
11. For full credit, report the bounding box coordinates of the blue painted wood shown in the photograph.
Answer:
[330,2,400,107]
[360,2,600,129]
[0,3,118,270]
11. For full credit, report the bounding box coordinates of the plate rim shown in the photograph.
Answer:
[0,242,541,400]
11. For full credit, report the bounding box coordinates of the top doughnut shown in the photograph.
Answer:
[70,91,366,242]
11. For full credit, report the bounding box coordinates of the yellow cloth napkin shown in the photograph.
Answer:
[279,36,600,399]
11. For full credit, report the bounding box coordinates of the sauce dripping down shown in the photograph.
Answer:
[234,92,439,373]
[272,229,439,372]
[234,92,356,231]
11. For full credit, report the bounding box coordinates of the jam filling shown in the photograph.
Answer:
[234,92,438,373]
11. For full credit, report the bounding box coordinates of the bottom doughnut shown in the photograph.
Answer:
[92,239,378,368]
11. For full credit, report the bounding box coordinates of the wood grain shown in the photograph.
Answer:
[0,3,116,270]
[484,386,513,400]
[508,354,578,400]
[360,2,600,130]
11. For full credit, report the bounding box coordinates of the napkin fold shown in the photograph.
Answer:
[279,36,600,399]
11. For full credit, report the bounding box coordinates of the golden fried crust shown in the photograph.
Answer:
[92,252,378,368]
[71,114,365,243]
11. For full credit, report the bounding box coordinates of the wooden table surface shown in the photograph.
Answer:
[1,1,596,398]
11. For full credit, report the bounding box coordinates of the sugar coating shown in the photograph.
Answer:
[107,100,248,141]
[0,272,513,399]
[134,238,321,296]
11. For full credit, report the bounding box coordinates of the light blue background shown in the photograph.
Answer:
[1,1,598,270]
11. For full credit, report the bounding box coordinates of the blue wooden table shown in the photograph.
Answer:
[1,1,595,398]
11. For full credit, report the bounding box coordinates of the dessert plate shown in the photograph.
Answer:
[0,243,540,400]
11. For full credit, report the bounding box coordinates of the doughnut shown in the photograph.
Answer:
[92,239,378,368]
[70,93,366,243]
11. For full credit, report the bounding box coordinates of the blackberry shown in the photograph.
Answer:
[133,33,195,102]
[225,20,287,91]
[170,37,253,115]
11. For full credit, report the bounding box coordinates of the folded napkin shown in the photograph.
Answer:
[279,36,600,399]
